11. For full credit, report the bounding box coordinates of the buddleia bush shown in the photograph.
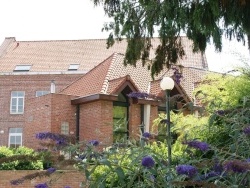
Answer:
[8,67,250,187]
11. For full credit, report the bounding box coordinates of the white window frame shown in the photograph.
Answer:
[14,65,32,72]
[10,91,25,114]
[68,64,79,71]
[9,128,23,148]
[36,91,49,97]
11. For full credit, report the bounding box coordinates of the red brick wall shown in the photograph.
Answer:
[0,170,84,188]
[51,94,76,135]
[150,105,159,133]
[24,94,76,149]
[24,94,53,148]
[79,100,113,147]
[0,74,82,147]
[129,104,141,140]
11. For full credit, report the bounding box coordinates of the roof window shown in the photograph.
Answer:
[14,65,32,72]
[68,64,79,71]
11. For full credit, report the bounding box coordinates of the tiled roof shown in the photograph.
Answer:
[0,37,208,73]
[179,67,209,99]
[60,54,116,97]
[60,52,214,101]
[106,75,139,95]
[0,37,212,100]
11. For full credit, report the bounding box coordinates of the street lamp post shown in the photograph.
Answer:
[160,77,174,166]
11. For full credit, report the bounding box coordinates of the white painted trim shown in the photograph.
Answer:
[144,104,151,132]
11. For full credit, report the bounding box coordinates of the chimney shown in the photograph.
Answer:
[0,37,16,57]
[51,80,56,93]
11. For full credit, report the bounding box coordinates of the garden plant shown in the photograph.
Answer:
[2,67,250,187]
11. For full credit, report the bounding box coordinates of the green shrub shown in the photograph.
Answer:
[0,146,17,170]
[0,146,43,170]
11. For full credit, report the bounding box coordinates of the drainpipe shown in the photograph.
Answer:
[143,104,151,132]
[50,80,55,93]
[140,105,144,133]
[76,105,80,142]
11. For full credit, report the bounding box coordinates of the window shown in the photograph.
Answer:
[113,88,130,143]
[36,91,49,97]
[68,64,79,71]
[60,122,70,159]
[61,122,69,135]
[9,128,22,148]
[10,91,25,114]
[113,105,128,143]
[14,65,32,72]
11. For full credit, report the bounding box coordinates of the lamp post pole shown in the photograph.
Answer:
[166,89,172,166]
[160,77,174,167]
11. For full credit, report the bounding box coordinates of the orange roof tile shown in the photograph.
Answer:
[60,54,116,97]
[0,37,214,100]
[107,75,139,95]
[60,52,214,101]
[0,37,208,73]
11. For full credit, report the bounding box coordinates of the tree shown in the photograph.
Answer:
[92,0,250,76]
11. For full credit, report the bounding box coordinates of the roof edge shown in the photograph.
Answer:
[71,94,118,105]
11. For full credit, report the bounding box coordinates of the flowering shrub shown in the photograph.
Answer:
[176,164,197,178]
[88,140,99,146]
[183,140,210,152]
[6,67,250,187]
[34,183,48,188]
[141,156,155,168]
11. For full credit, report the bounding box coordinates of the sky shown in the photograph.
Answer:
[0,0,249,73]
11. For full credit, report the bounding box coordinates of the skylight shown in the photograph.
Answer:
[14,65,32,72]
[68,64,79,71]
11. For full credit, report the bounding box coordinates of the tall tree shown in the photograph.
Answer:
[92,0,250,76]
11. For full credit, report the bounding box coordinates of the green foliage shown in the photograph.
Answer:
[193,72,250,112]
[0,146,17,170]
[92,0,250,76]
[0,146,43,170]
[8,67,250,187]
[153,112,210,161]
[76,141,172,188]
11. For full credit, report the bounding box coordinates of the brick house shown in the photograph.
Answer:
[0,37,210,149]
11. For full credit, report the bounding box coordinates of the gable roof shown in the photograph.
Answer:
[60,53,116,96]
[60,53,141,97]
[60,52,214,102]
[0,37,208,73]
[106,75,139,95]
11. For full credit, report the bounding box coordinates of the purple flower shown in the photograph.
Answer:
[213,161,223,174]
[127,92,149,99]
[243,126,250,135]
[142,132,151,138]
[216,110,225,116]
[36,132,48,140]
[36,132,69,146]
[141,156,155,168]
[200,171,220,180]
[56,139,66,145]
[10,178,24,185]
[176,165,197,177]
[184,140,209,151]
[224,160,249,173]
[34,183,48,188]
[64,186,71,188]
[47,167,56,174]
[88,140,99,146]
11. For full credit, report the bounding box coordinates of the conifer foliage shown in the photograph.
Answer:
[92,0,250,76]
